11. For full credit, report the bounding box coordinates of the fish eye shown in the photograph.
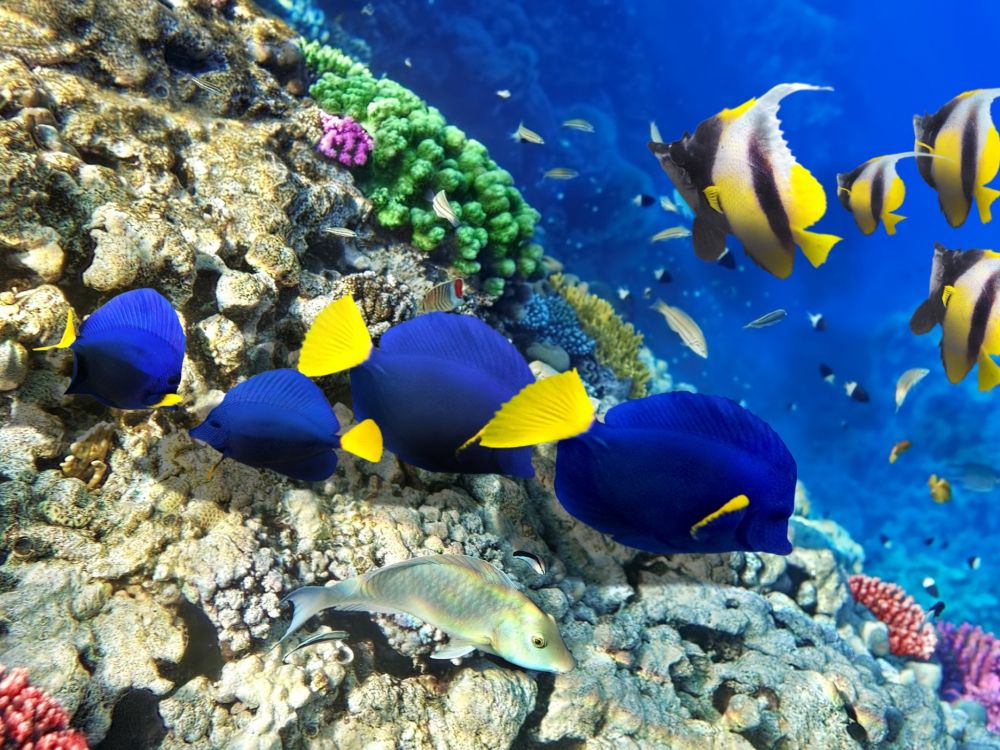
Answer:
[530,634,546,649]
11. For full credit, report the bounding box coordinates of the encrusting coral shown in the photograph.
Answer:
[849,574,938,660]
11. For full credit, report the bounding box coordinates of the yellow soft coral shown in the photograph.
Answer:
[550,274,651,398]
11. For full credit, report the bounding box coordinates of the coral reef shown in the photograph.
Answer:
[517,294,595,358]
[0,664,88,749]
[316,113,374,167]
[849,574,938,659]
[937,622,1000,731]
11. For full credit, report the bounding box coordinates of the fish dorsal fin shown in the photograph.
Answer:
[299,296,373,377]
[78,289,184,359]
[690,494,750,539]
[378,312,534,391]
[226,369,338,435]
[746,83,833,184]
[604,391,793,471]
[377,554,515,589]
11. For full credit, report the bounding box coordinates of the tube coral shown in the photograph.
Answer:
[316,113,374,167]
[848,574,937,660]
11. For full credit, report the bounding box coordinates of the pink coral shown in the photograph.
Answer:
[0,665,88,749]
[848,574,937,660]
[316,113,374,167]
[936,622,1000,732]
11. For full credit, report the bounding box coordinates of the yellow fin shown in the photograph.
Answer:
[882,212,906,235]
[978,352,1000,392]
[33,309,76,351]
[298,296,373,377]
[460,369,595,451]
[792,228,841,268]
[718,97,756,122]
[690,494,750,539]
[151,393,183,408]
[703,185,723,214]
[789,162,828,228]
[340,418,383,462]
[976,185,1000,224]
[942,285,955,306]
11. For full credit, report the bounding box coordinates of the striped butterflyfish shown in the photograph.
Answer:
[648,83,841,280]
[837,153,927,235]
[420,279,464,313]
[910,243,1000,391]
[913,89,1000,228]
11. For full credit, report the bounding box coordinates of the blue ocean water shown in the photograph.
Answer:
[321,0,1000,630]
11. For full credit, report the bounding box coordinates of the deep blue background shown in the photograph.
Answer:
[315,0,1000,627]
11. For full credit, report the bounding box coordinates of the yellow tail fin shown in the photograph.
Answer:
[460,369,595,451]
[151,393,183,408]
[340,418,383,462]
[976,185,1000,223]
[793,228,841,268]
[298,297,373,377]
[978,352,1000,392]
[33,309,77,351]
[882,211,906,235]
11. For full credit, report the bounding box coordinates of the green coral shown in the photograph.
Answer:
[302,41,543,289]
[550,274,651,399]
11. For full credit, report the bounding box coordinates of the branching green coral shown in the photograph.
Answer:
[550,274,651,398]
[302,41,544,294]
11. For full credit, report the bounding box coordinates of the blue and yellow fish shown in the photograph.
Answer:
[35,288,185,410]
[461,370,796,554]
[189,368,382,481]
[296,297,535,476]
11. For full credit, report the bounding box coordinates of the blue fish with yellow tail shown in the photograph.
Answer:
[189,369,382,481]
[34,288,185,410]
[296,297,535,476]
[462,371,796,554]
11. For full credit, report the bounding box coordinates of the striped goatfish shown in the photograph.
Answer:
[914,89,1000,227]
[648,83,841,280]
[278,554,575,673]
[837,153,931,235]
[910,243,1000,391]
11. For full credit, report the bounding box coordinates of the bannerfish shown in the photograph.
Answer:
[189,369,382,481]
[543,168,579,180]
[837,153,930,235]
[431,190,460,227]
[460,370,797,554]
[651,299,708,358]
[562,118,595,133]
[513,122,544,145]
[910,243,1000,390]
[35,288,185,410]
[914,89,1000,227]
[278,553,575,673]
[297,296,535,476]
[808,312,827,331]
[743,309,787,329]
[650,226,691,243]
[819,363,835,384]
[649,83,841,279]
[633,193,656,208]
[894,367,929,412]
[889,439,912,464]
[929,474,952,503]
[844,381,870,403]
[420,279,464,314]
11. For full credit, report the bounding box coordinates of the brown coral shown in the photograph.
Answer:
[60,422,114,491]
[334,270,415,338]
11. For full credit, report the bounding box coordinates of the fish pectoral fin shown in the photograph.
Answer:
[882,211,906,235]
[340,418,383,462]
[33,308,76,351]
[941,285,956,306]
[703,185,723,214]
[690,494,750,539]
[150,393,183,408]
[691,211,728,262]
[977,351,1000,392]
[298,296,373,377]
[459,369,595,451]
[431,640,479,660]
[792,227,841,269]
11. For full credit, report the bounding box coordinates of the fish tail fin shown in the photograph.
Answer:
[978,351,1000,392]
[459,369,595,451]
[339,418,383,462]
[298,297,373,377]
[279,584,354,646]
[882,211,906,235]
[975,185,1000,224]
[150,393,183,408]
[793,227,841,268]
[33,309,76,351]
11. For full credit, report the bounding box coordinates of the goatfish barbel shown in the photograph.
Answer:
[279,553,575,673]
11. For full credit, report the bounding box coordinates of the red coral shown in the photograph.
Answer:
[0,664,88,749]
[849,574,938,660]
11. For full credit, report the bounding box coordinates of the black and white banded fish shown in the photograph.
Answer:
[420,279,464,314]
[837,153,930,235]
[914,89,1000,227]
[648,83,841,280]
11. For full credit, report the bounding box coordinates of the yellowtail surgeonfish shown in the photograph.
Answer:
[914,89,1000,227]
[279,554,575,673]
[648,83,841,279]
[910,243,1000,390]
[837,153,929,235]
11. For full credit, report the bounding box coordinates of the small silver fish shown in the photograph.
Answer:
[432,190,460,227]
[543,168,579,180]
[496,89,512,99]
[743,309,787,329]
[190,76,223,96]
[659,195,679,214]
[652,299,707,358]
[642,287,652,300]
[561,118,595,133]
[361,3,374,16]
[512,550,546,575]
[894,367,929,412]
[420,279,464,314]
[650,226,691,243]
[513,122,545,145]
[649,120,663,144]
[404,57,412,68]
[540,255,564,274]
[324,227,358,238]
[279,554,575,673]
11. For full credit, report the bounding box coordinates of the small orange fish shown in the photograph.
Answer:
[928,474,952,503]
[888,439,912,464]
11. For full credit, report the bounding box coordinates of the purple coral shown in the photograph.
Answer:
[936,621,1000,732]
[316,113,374,167]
